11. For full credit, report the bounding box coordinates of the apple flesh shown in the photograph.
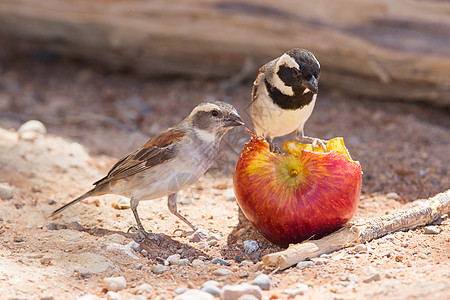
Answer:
[233,131,362,247]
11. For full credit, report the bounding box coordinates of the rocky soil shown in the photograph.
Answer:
[0,51,449,300]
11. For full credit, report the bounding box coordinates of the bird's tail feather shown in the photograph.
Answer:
[50,185,107,217]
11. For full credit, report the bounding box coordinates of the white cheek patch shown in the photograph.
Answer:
[195,129,217,143]
[302,88,311,95]
[272,53,301,97]
[278,53,300,69]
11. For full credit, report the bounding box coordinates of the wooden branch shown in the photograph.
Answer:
[263,189,450,270]
[0,0,449,106]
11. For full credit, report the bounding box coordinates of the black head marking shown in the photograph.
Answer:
[286,48,320,79]
[265,79,315,110]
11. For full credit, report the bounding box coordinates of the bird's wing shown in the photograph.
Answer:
[252,67,264,102]
[93,128,185,186]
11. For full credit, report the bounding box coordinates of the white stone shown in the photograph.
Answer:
[252,274,270,290]
[296,261,315,270]
[224,189,236,201]
[106,291,122,300]
[104,276,127,292]
[152,264,170,274]
[18,120,46,140]
[174,289,214,300]
[134,283,152,295]
[0,182,13,200]
[386,192,400,199]
[243,240,259,253]
[212,268,232,276]
[117,196,130,209]
[220,284,263,300]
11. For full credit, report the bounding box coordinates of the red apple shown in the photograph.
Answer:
[233,130,362,247]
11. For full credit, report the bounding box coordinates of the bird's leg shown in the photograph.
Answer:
[294,129,328,152]
[168,193,199,237]
[128,197,160,243]
[266,137,282,153]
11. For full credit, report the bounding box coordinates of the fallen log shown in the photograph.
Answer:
[0,0,449,106]
[262,189,450,270]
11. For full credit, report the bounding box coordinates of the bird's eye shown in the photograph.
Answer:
[211,110,219,117]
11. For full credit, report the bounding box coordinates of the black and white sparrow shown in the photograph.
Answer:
[250,48,324,150]
[51,101,243,240]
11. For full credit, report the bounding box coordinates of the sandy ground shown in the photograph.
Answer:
[0,51,449,299]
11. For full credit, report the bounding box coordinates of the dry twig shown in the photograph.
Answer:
[263,189,450,270]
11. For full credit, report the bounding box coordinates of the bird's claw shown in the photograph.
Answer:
[297,136,328,152]
[128,226,161,244]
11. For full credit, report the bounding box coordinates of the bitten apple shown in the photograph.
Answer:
[233,131,362,247]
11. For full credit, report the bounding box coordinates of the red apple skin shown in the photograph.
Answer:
[233,134,362,247]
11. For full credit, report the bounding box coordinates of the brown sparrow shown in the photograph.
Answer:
[250,48,324,151]
[51,101,243,241]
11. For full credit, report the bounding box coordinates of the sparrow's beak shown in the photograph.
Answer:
[303,75,318,94]
[225,112,244,127]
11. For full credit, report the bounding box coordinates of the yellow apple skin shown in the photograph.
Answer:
[233,132,362,247]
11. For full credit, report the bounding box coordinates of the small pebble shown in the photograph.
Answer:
[198,241,208,250]
[134,283,152,294]
[238,295,259,300]
[341,274,359,283]
[152,264,170,274]
[190,229,209,242]
[310,257,328,265]
[201,284,221,296]
[40,257,52,266]
[224,189,236,201]
[0,183,13,200]
[202,280,220,287]
[174,289,213,300]
[386,192,400,200]
[130,241,141,252]
[174,287,189,295]
[296,261,315,270]
[192,259,206,267]
[252,274,270,290]
[212,268,232,276]
[412,200,425,207]
[141,249,148,257]
[383,234,395,242]
[283,284,308,297]
[220,284,262,300]
[400,242,408,248]
[243,240,259,253]
[18,120,46,140]
[353,244,367,253]
[167,254,181,265]
[13,235,24,243]
[423,226,440,235]
[363,273,381,283]
[241,260,254,267]
[104,276,127,292]
[418,253,428,259]
[117,197,131,209]
[40,295,55,300]
[178,195,194,205]
[106,291,122,300]
[211,258,231,266]
[77,294,99,300]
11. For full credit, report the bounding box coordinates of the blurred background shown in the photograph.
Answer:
[0,0,449,200]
